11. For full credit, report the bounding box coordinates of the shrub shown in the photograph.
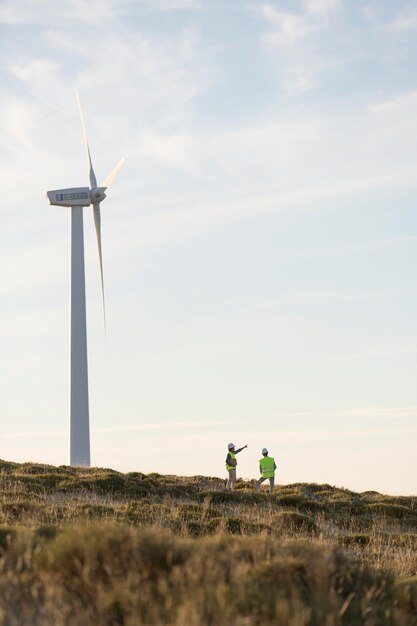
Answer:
[11,472,63,492]
[35,525,59,540]
[234,481,255,491]
[394,576,417,615]
[78,503,115,518]
[176,503,205,523]
[0,459,17,472]
[289,482,346,495]
[0,526,16,550]
[388,533,417,548]
[275,494,305,507]
[339,533,370,547]
[365,503,416,520]
[17,463,60,475]
[125,471,147,480]
[124,502,164,524]
[272,511,317,533]
[42,525,191,584]
[186,521,203,536]
[199,490,267,505]
[204,517,223,534]
[225,517,245,534]
[0,500,42,521]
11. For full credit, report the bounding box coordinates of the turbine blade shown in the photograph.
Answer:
[100,158,125,189]
[93,203,106,334]
[76,88,97,189]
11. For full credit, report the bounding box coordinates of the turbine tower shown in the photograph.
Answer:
[46,91,124,466]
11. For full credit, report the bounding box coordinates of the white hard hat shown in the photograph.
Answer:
[262,448,268,454]
[228,443,235,450]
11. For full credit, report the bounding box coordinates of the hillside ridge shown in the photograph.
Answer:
[0,458,415,625]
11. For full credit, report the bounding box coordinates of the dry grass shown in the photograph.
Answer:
[0,459,415,625]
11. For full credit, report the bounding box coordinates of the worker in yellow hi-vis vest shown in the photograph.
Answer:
[256,448,277,493]
[225,442,248,490]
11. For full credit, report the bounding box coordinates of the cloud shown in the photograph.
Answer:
[257,0,343,92]
[284,236,417,260]
[2,406,415,440]
[0,0,127,23]
[259,0,341,45]
[108,170,416,264]
[0,17,216,220]
[0,419,220,439]
[197,288,383,318]
[255,289,380,309]
[331,406,417,420]
[260,5,315,46]
[368,90,417,154]
[258,406,417,421]
[143,0,204,10]
[2,81,417,306]
[0,97,44,155]
[369,90,417,115]
[0,0,203,24]
[1,25,215,160]
[9,59,61,90]
[305,0,341,16]
[389,6,417,31]
[362,3,417,34]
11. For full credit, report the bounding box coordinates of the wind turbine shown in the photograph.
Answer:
[46,91,124,466]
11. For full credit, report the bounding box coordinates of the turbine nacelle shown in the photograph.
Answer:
[46,187,107,207]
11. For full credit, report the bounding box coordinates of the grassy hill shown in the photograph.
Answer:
[0,459,415,625]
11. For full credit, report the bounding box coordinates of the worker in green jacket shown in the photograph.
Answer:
[256,448,276,493]
[225,442,247,490]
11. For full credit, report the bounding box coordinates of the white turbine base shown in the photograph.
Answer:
[70,206,91,467]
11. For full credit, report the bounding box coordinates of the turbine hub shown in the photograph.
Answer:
[90,188,106,203]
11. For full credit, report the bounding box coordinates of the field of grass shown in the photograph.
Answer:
[0,459,415,625]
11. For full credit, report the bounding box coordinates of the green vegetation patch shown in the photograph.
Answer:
[0,526,403,625]
[17,463,70,475]
[124,501,168,524]
[272,511,317,533]
[365,503,417,520]
[394,575,417,615]
[199,490,267,506]
[78,503,116,519]
[275,494,325,513]
[0,525,16,550]
[0,500,43,522]
[388,533,417,548]
[35,525,60,541]
[339,533,371,547]
[275,493,305,507]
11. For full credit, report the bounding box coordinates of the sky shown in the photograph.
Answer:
[0,0,416,495]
